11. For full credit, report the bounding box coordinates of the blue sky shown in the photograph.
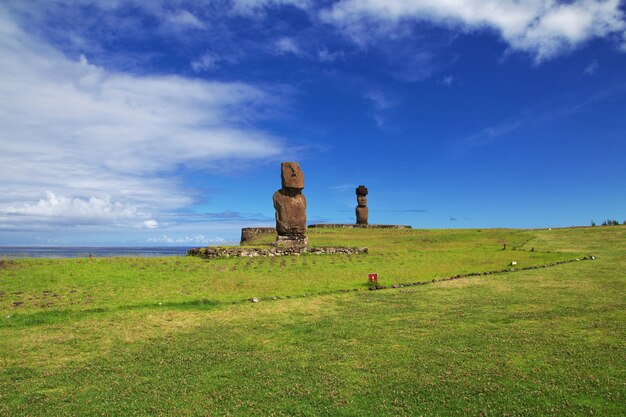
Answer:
[1,0,625,246]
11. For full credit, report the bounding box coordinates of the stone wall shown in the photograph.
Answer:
[188,246,368,259]
[240,227,276,245]
[308,224,412,229]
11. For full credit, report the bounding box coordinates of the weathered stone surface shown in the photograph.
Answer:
[281,162,304,189]
[355,184,369,225]
[275,234,308,249]
[240,227,276,245]
[187,245,368,259]
[274,162,307,248]
[273,189,306,235]
[356,206,368,225]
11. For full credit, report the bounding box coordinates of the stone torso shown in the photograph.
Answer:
[273,189,307,235]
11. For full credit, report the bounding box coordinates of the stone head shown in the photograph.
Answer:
[281,162,304,189]
[357,195,367,207]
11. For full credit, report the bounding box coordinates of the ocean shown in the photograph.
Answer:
[0,246,195,258]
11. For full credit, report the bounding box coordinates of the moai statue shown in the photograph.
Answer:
[356,185,368,225]
[273,162,308,248]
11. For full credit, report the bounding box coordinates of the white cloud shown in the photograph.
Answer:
[165,9,205,29]
[365,90,397,110]
[318,47,345,62]
[464,120,522,146]
[191,53,219,71]
[584,59,599,75]
[321,0,626,62]
[191,52,238,72]
[143,220,159,229]
[229,0,311,15]
[4,0,623,64]
[147,234,225,244]
[364,90,398,129]
[274,37,301,55]
[440,76,454,87]
[0,7,285,231]
[4,192,139,219]
[1,192,154,228]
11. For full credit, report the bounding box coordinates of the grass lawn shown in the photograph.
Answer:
[0,226,624,415]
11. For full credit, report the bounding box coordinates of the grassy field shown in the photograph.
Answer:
[0,226,624,416]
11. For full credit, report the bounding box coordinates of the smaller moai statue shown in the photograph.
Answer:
[273,162,308,248]
[355,185,368,225]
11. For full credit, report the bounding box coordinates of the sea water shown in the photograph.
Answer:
[0,246,194,258]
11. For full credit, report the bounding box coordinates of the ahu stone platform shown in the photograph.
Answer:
[240,227,277,245]
[187,246,368,259]
[308,224,412,229]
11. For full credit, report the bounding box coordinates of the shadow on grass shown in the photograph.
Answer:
[1,298,221,329]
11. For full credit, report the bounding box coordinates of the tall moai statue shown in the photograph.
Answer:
[356,185,368,225]
[273,162,308,248]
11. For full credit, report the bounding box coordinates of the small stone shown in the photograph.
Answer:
[250,297,259,303]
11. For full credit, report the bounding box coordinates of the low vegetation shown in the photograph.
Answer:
[1,226,624,415]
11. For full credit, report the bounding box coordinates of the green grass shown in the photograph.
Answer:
[0,227,624,416]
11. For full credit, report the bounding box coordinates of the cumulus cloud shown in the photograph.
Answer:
[321,0,626,62]
[0,7,285,231]
[0,192,156,228]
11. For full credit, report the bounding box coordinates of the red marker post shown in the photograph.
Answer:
[368,273,378,284]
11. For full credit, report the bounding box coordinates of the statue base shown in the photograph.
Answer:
[274,235,308,249]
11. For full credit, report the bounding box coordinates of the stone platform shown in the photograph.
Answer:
[187,246,368,259]
[240,227,277,245]
[308,224,412,229]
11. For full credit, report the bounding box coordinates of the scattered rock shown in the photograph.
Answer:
[250,297,259,303]
[188,246,368,259]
